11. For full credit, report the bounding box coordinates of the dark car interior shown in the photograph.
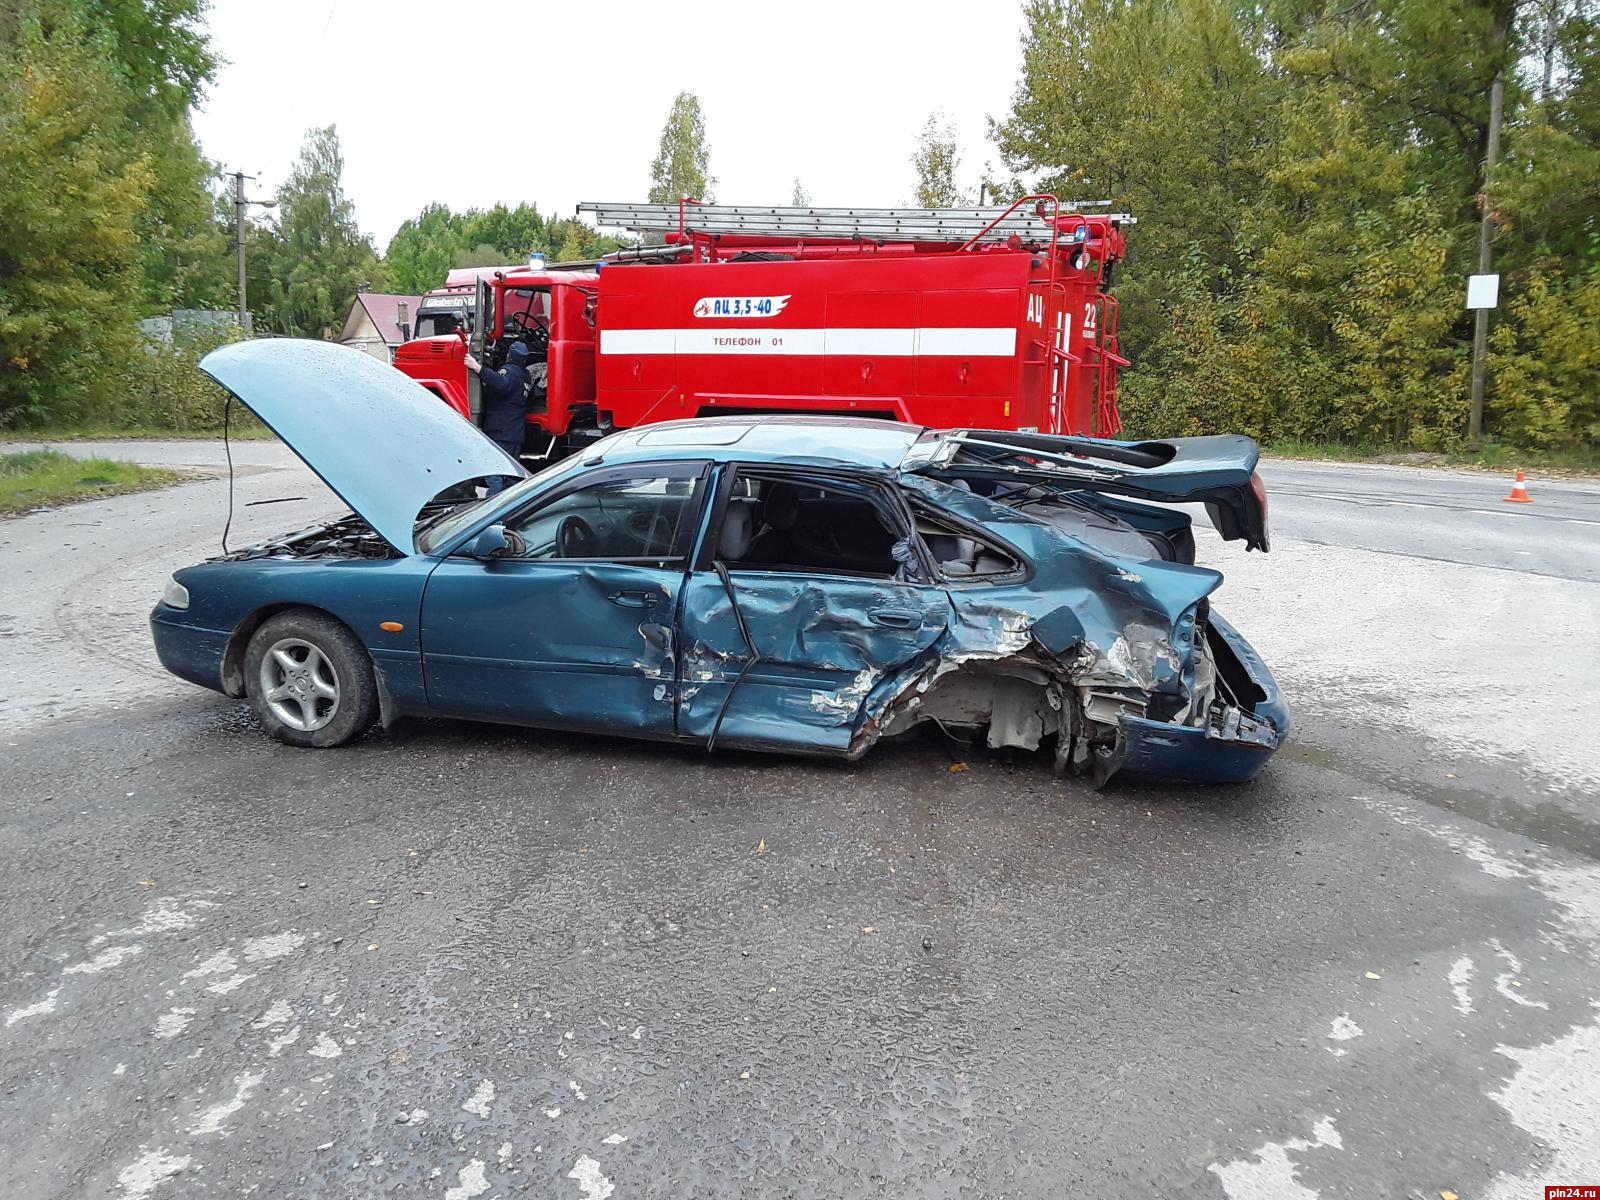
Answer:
[716,476,901,578]
[716,473,1020,581]
[492,466,1026,582]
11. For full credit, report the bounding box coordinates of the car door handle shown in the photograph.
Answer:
[870,608,921,629]
[607,590,660,608]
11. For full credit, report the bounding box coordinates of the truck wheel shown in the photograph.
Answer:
[243,611,379,748]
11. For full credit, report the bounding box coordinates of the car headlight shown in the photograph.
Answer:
[161,576,190,610]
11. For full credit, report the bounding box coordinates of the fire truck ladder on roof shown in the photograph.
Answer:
[577,201,1134,247]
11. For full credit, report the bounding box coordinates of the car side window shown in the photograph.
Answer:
[913,509,1022,579]
[499,467,705,564]
[713,471,911,580]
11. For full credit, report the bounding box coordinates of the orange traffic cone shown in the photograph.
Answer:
[1503,469,1533,504]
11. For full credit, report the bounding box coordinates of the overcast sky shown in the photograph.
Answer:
[188,0,1030,252]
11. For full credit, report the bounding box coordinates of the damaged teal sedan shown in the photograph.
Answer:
[150,340,1287,785]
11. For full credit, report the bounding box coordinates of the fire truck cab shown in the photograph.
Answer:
[392,198,1130,460]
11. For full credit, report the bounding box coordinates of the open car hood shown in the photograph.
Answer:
[200,339,525,554]
[903,429,1269,551]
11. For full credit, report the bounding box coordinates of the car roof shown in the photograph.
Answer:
[590,415,928,470]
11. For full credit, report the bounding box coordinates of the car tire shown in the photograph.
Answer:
[243,610,379,748]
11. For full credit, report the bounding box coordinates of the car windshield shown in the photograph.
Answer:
[415,456,587,554]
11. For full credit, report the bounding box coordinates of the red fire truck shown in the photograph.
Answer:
[391,197,1130,459]
[409,265,523,339]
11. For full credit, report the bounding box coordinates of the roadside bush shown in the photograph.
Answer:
[1488,268,1600,448]
[99,325,244,431]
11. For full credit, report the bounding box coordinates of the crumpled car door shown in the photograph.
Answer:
[676,570,949,754]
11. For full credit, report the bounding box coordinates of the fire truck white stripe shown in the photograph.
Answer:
[598,327,1017,357]
[824,328,916,356]
[914,327,1017,356]
[600,328,676,354]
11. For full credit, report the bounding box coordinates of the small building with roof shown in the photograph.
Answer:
[338,293,422,362]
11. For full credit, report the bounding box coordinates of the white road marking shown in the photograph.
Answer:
[152,1007,196,1040]
[308,1031,342,1058]
[568,1154,615,1200]
[443,1160,489,1200]
[1326,1014,1363,1056]
[1449,957,1475,1014]
[241,932,305,962]
[461,1079,495,1118]
[544,1107,561,1118]
[189,1070,262,1135]
[266,1026,300,1057]
[497,1141,513,1162]
[206,973,256,995]
[63,944,143,974]
[116,1149,190,1198]
[601,1133,628,1145]
[1208,1117,1342,1200]
[252,999,293,1029]
[1484,1008,1600,1199]
[5,987,61,1027]
[1489,939,1550,1010]
[568,1078,587,1101]
[182,949,237,980]
[92,896,217,947]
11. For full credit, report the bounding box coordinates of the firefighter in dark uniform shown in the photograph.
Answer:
[477,341,531,495]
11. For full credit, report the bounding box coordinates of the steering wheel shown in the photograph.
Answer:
[556,514,598,558]
[504,311,551,352]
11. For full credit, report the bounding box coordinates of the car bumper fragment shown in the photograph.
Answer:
[1116,708,1282,784]
[150,609,230,694]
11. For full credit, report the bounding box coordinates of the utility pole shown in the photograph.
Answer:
[230,170,275,332]
[1468,68,1505,447]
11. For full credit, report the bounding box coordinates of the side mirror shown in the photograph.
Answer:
[470,524,513,560]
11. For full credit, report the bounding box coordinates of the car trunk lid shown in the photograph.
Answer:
[902,429,1269,552]
[200,338,525,554]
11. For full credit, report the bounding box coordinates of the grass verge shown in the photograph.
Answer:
[0,423,275,443]
[0,450,185,516]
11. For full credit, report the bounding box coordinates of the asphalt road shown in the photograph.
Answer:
[2,440,1598,1200]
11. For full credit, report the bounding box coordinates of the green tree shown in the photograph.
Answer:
[911,113,966,207]
[995,0,1600,450]
[0,4,154,426]
[82,0,223,313]
[995,0,1273,355]
[384,202,466,294]
[545,217,628,262]
[261,125,382,337]
[647,91,713,203]
[463,202,546,260]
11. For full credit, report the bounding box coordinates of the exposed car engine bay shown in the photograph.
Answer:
[218,514,399,561]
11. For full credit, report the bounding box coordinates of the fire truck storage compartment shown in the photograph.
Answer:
[822,290,914,405]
